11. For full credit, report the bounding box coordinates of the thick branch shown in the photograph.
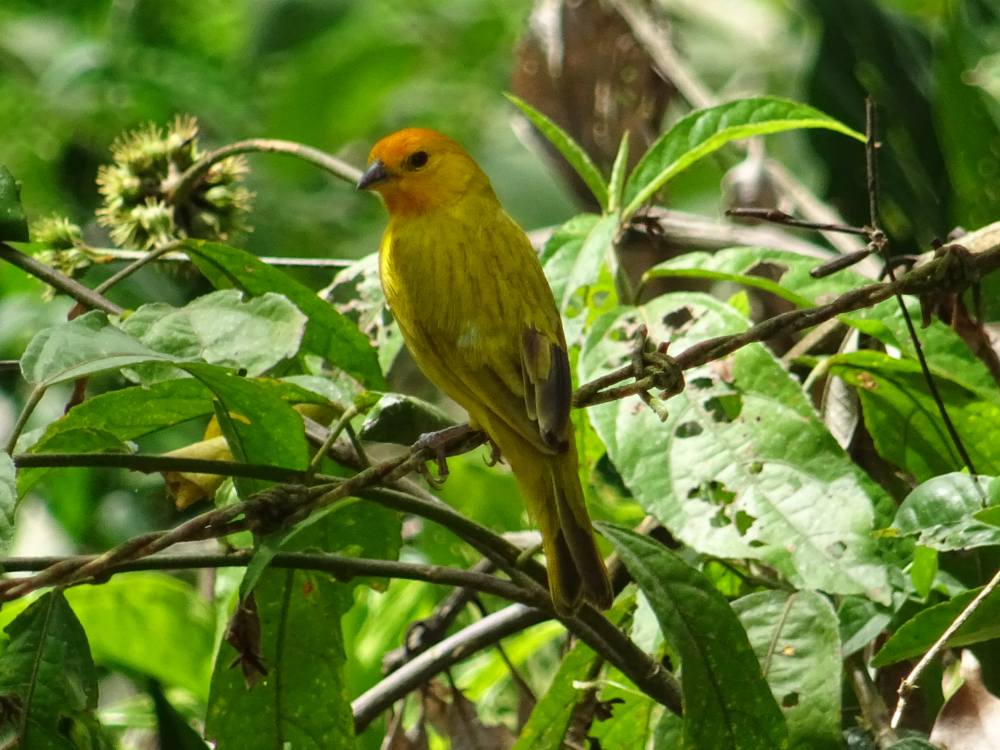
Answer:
[0,242,124,315]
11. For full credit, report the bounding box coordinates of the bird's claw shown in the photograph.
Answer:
[412,424,473,486]
[485,438,504,467]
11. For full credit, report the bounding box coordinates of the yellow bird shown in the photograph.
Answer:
[358,128,612,615]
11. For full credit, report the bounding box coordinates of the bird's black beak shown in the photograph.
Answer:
[357,159,390,190]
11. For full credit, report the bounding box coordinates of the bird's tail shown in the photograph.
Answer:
[496,425,613,616]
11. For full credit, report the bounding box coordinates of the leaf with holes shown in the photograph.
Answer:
[829,351,1000,481]
[600,523,788,750]
[732,590,841,750]
[890,473,1000,551]
[623,97,864,217]
[580,293,894,602]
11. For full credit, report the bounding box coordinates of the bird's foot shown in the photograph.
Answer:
[412,424,477,485]
[485,438,504,467]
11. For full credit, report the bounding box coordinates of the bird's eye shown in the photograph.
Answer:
[409,150,429,169]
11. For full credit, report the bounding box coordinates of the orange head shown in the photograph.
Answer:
[357,128,493,217]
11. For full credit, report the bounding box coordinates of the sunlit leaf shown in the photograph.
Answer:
[580,294,894,603]
[873,585,1000,667]
[623,98,864,217]
[120,289,306,383]
[733,590,841,750]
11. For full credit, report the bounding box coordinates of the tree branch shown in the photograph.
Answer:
[0,242,124,315]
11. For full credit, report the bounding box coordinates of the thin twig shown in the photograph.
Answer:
[862,98,977,477]
[891,566,1000,729]
[172,139,363,206]
[4,386,46,455]
[92,240,183,295]
[0,242,124,315]
[88,247,354,270]
[725,208,869,236]
[0,552,530,603]
[848,652,897,748]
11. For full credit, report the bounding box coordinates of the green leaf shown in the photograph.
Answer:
[205,568,355,750]
[149,681,210,750]
[0,575,217,702]
[838,596,893,658]
[732,590,841,750]
[506,94,609,210]
[643,248,870,308]
[623,97,865,217]
[873,584,1000,667]
[891,473,1000,551]
[829,352,1000,481]
[183,240,385,389]
[580,294,894,603]
[357,393,455,445]
[599,523,788,750]
[0,591,99,749]
[184,364,310,496]
[910,546,938,599]
[120,289,307,383]
[21,311,179,387]
[842,298,1000,405]
[542,213,619,315]
[510,638,600,750]
[17,428,133,498]
[589,670,656,748]
[0,454,14,554]
[607,132,631,214]
[0,166,29,242]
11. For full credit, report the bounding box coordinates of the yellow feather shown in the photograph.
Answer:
[361,128,612,614]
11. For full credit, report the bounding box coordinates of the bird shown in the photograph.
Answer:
[357,128,613,615]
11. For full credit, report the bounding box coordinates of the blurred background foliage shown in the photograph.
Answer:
[3,0,1000,747]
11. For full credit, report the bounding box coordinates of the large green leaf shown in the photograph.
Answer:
[205,568,356,750]
[0,575,216,702]
[873,584,1000,667]
[185,363,311,496]
[890,473,1000,551]
[600,523,788,750]
[506,95,609,210]
[0,165,29,242]
[0,591,101,749]
[829,351,1000,481]
[580,294,893,602]
[183,240,385,389]
[0,454,14,554]
[644,247,869,308]
[20,311,179,387]
[842,298,1000,406]
[732,590,841,750]
[119,289,306,383]
[622,98,864,217]
[541,213,619,315]
[589,669,657,749]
